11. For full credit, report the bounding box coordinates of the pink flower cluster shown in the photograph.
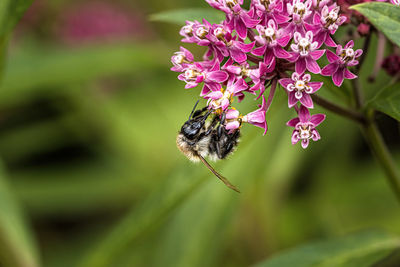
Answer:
[171,0,363,149]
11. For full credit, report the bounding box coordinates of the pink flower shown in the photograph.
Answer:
[306,4,346,48]
[287,105,325,148]
[206,24,255,63]
[177,60,229,95]
[279,72,323,108]
[284,0,313,35]
[206,0,259,39]
[171,47,194,72]
[225,108,241,130]
[252,19,291,67]
[321,40,362,86]
[289,31,325,74]
[251,0,289,24]
[242,95,268,135]
[206,76,248,110]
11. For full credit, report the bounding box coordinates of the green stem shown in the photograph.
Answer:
[362,113,400,202]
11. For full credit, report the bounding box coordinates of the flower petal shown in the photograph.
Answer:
[332,68,345,87]
[299,93,314,109]
[279,78,293,89]
[287,118,300,127]
[298,105,311,123]
[208,71,228,82]
[326,49,339,63]
[310,114,326,126]
[306,57,321,74]
[308,81,323,93]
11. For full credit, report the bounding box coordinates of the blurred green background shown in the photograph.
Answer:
[0,0,400,267]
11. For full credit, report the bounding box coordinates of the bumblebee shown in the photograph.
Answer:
[176,101,240,192]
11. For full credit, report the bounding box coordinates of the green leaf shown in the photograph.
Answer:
[350,3,400,47]
[0,161,40,267]
[149,8,225,25]
[368,82,400,121]
[254,231,400,267]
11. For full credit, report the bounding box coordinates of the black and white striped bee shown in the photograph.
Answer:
[176,101,240,192]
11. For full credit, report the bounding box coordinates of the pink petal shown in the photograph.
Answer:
[207,91,223,99]
[277,35,291,47]
[326,49,340,63]
[332,68,345,87]
[274,13,289,24]
[310,50,325,60]
[306,57,321,74]
[226,109,240,119]
[344,40,354,49]
[295,58,307,74]
[242,13,260,28]
[287,118,300,127]
[301,139,309,149]
[355,49,363,58]
[236,41,255,52]
[208,71,228,82]
[310,114,326,126]
[185,82,198,89]
[321,63,339,76]
[278,78,293,89]
[226,121,240,130]
[207,82,222,91]
[264,48,274,65]
[299,93,314,109]
[235,17,247,39]
[230,49,247,63]
[233,78,248,93]
[200,85,211,96]
[288,91,298,108]
[291,131,300,144]
[274,46,291,59]
[298,105,311,123]
[344,69,357,79]
[252,45,266,56]
[308,82,323,93]
[325,35,337,47]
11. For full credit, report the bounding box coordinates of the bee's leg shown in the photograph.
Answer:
[216,112,227,139]
[219,130,240,159]
[204,115,219,136]
[215,140,223,159]
[220,112,226,125]
[192,106,209,119]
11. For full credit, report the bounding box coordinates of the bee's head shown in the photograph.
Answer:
[181,119,204,140]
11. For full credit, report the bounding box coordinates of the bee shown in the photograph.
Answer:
[176,101,240,193]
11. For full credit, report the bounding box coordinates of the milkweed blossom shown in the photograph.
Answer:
[170,0,397,149]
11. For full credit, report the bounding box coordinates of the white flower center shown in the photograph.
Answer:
[299,124,311,139]
[184,69,201,81]
[345,48,354,57]
[195,26,208,38]
[299,37,310,47]
[294,2,306,14]
[214,27,225,38]
[265,27,275,37]
[226,0,237,8]
[173,54,184,64]
[295,80,305,91]
[183,25,192,35]
[328,10,338,20]
[341,48,355,62]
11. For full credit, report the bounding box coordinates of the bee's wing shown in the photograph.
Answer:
[199,156,240,193]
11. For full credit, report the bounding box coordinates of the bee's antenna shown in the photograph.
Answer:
[188,100,200,120]
[198,156,240,193]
